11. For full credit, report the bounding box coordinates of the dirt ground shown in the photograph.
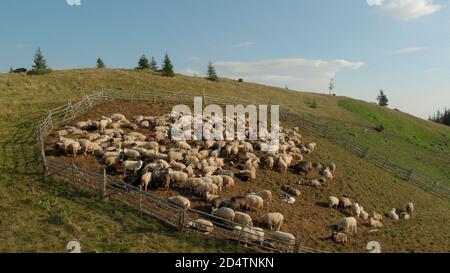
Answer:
[44,101,407,253]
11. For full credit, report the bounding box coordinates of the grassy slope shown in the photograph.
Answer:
[0,68,449,252]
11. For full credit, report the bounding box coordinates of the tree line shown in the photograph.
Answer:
[9,47,221,82]
[429,109,450,127]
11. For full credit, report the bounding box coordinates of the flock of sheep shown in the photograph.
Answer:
[52,110,415,250]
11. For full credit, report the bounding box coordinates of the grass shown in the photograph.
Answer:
[0,68,449,252]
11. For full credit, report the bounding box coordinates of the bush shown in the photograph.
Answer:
[238,78,244,83]
[374,124,385,132]
[305,98,318,109]
[27,68,52,75]
[12,68,27,73]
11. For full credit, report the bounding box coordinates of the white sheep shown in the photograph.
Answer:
[123,148,140,160]
[352,203,362,218]
[373,212,383,221]
[187,219,214,234]
[221,175,235,188]
[260,213,284,231]
[245,194,264,211]
[337,217,357,234]
[234,212,253,227]
[141,172,152,192]
[168,171,188,185]
[66,141,81,157]
[369,217,383,229]
[253,190,272,205]
[271,231,296,247]
[122,160,143,175]
[212,207,235,222]
[168,196,191,209]
[406,202,414,216]
[387,208,399,221]
[328,196,339,209]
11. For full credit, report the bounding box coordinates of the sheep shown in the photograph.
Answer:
[373,212,383,221]
[281,185,301,197]
[245,194,264,211]
[193,182,219,197]
[369,218,384,228]
[177,141,191,150]
[406,202,414,216]
[235,169,255,182]
[277,158,288,174]
[123,148,140,160]
[271,231,296,248]
[306,142,317,152]
[212,207,235,222]
[338,196,353,211]
[211,196,228,210]
[352,203,362,218]
[360,209,369,220]
[168,196,191,209]
[331,232,348,245]
[104,156,120,168]
[264,156,274,169]
[128,132,146,141]
[111,113,127,122]
[168,151,183,162]
[387,208,399,221]
[157,159,170,170]
[328,196,339,209]
[122,160,143,175]
[321,167,334,180]
[75,121,89,129]
[152,171,171,190]
[221,175,235,188]
[234,212,253,227]
[66,141,81,157]
[400,212,410,220]
[140,172,152,192]
[99,119,109,132]
[337,217,357,234]
[187,219,214,234]
[252,190,272,205]
[260,213,284,231]
[207,175,224,192]
[170,161,186,171]
[229,196,251,211]
[329,162,337,173]
[101,150,122,162]
[293,161,312,177]
[168,171,188,185]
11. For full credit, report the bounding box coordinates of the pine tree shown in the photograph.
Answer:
[32,48,48,70]
[150,57,158,71]
[161,53,175,77]
[430,108,450,126]
[377,90,389,107]
[206,62,219,82]
[96,58,105,68]
[136,54,150,70]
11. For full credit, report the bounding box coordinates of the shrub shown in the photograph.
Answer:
[27,68,52,75]
[374,124,385,132]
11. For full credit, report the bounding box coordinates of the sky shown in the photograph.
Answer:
[0,0,449,119]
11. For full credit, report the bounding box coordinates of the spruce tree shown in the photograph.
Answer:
[96,58,106,68]
[377,90,389,107]
[150,57,158,71]
[161,53,175,77]
[206,62,219,82]
[137,54,150,70]
[32,47,48,70]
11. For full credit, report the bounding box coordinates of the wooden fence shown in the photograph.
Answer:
[35,88,449,252]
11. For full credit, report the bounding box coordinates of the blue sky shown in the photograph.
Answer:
[1,0,449,119]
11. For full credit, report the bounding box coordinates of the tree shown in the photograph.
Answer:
[206,62,218,82]
[28,47,51,75]
[96,58,105,68]
[377,90,389,107]
[328,78,335,95]
[136,54,150,70]
[161,53,175,77]
[32,47,48,70]
[150,57,158,71]
[429,108,450,126]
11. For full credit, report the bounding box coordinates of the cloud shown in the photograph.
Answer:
[232,42,256,48]
[180,68,202,77]
[213,58,365,92]
[188,56,201,62]
[367,0,441,20]
[66,0,81,6]
[392,46,428,54]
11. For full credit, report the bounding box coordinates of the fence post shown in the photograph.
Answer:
[139,185,142,217]
[178,209,186,231]
[100,168,107,198]
[405,169,413,182]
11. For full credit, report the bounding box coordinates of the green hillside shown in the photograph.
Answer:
[0,68,449,252]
